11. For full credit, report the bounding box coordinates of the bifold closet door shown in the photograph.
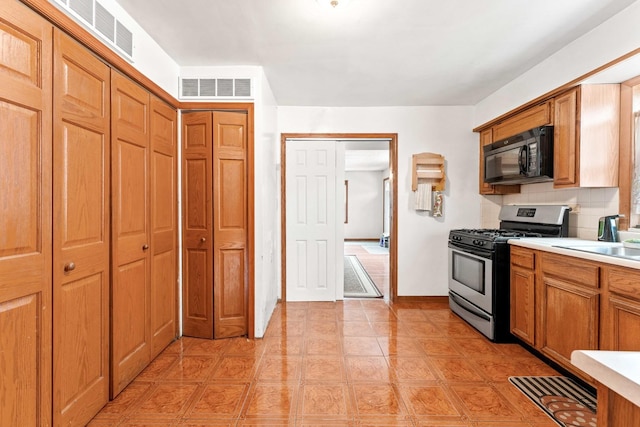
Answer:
[182,110,248,339]
[182,111,214,338]
[111,71,151,397]
[0,1,52,425]
[212,111,249,339]
[52,29,111,426]
[149,96,178,358]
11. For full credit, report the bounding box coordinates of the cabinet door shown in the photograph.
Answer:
[607,295,640,351]
[52,29,110,426]
[111,71,151,397]
[0,2,52,426]
[212,111,249,339]
[540,276,599,373]
[182,111,214,338]
[493,102,552,141]
[553,88,578,187]
[149,96,178,357]
[510,264,536,346]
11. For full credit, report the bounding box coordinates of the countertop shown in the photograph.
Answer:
[571,350,640,407]
[508,237,640,270]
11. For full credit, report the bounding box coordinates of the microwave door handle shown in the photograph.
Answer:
[518,145,529,175]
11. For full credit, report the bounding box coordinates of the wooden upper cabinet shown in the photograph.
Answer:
[493,101,553,142]
[554,85,620,188]
[0,1,53,426]
[52,29,111,427]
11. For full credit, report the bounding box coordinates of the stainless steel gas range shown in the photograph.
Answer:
[448,205,571,342]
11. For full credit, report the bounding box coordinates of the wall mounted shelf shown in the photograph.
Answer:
[412,152,445,191]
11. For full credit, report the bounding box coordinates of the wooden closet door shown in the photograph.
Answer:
[111,71,151,397]
[0,2,52,426]
[52,29,111,426]
[182,111,214,338]
[212,111,248,339]
[149,96,178,357]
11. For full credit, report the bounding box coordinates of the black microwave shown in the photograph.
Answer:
[483,125,553,185]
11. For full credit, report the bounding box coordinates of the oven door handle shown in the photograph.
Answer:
[448,243,492,260]
[449,292,491,321]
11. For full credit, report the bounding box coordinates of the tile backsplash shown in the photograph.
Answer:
[481,182,620,240]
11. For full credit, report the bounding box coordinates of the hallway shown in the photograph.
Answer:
[344,240,389,298]
[89,300,560,426]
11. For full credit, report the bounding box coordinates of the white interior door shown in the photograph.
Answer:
[286,140,343,301]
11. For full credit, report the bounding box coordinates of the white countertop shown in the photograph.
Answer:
[509,237,640,270]
[571,350,640,407]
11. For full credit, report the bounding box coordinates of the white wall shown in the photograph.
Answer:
[253,69,280,338]
[474,1,640,127]
[94,0,180,97]
[278,106,480,297]
[345,171,384,240]
[474,2,638,238]
[175,65,280,337]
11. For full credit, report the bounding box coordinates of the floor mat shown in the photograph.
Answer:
[509,376,597,427]
[344,255,382,298]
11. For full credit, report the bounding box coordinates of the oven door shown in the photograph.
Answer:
[448,243,493,314]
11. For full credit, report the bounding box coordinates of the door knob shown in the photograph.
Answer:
[142,244,149,250]
[200,237,206,243]
[64,262,76,272]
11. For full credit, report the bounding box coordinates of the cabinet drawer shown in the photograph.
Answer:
[511,247,535,270]
[493,102,552,141]
[542,252,600,288]
[608,266,640,301]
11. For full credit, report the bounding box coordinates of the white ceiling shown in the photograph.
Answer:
[115,0,637,107]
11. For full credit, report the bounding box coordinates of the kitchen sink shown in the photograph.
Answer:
[555,244,640,260]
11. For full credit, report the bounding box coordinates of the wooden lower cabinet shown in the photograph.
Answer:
[0,1,53,426]
[539,276,600,376]
[510,264,536,346]
[604,265,640,351]
[510,248,604,384]
[597,385,640,427]
[539,253,601,383]
[52,29,111,426]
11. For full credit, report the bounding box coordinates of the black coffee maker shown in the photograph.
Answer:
[598,214,623,242]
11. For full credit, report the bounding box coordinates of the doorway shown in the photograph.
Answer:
[280,133,398,302]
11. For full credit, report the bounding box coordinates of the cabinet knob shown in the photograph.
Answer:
[142,244,149,251]
[200,237,206,243]
[64,262,76,272]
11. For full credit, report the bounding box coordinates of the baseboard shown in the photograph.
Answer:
[392,296,449,304]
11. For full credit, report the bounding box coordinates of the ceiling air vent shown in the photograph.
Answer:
[53,0,134,61]
[180,78,253,100]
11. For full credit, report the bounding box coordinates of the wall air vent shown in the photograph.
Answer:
[179,77,254,100]
[52,0,134,61]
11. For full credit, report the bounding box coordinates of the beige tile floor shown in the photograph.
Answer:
[89,299,563,426]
